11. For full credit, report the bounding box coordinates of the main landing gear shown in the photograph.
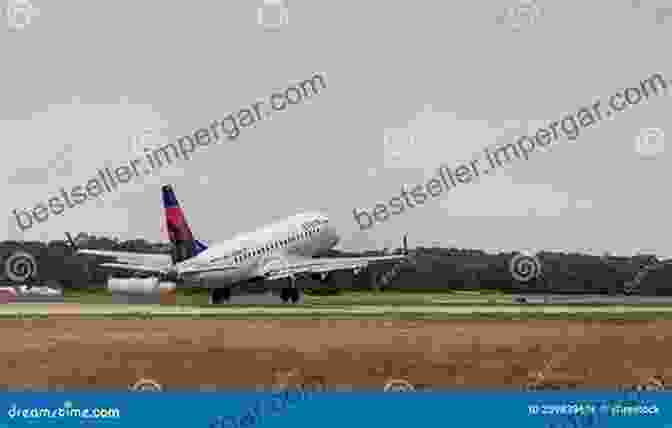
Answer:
[209,288,231,304]
[280,276,301,303]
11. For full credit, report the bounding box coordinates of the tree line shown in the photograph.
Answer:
[1,233,668,294]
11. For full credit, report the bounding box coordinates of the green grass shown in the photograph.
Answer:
[64,289,209,305]
[39,288,672,321]
[63,289,506,306]
[60,288,672,308]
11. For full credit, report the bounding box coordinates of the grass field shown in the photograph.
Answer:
[6,304,672,320]
[62,289,672,306]
[8,288,667,320]
[63,289,509,306]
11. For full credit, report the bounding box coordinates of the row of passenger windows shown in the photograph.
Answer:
[213,224,323,265]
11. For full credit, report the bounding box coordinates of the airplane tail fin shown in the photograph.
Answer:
[162,185,208,264]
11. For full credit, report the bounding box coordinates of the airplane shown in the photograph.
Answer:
[67,184,410,304]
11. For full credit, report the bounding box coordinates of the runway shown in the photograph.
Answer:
[508,294,672,305]
[431,294,672,305]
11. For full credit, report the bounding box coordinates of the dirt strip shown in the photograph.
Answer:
[1,319,668,390]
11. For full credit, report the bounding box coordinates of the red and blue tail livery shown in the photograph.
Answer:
[162,185,208,263]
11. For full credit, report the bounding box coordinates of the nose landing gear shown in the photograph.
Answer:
[209,288,231,304]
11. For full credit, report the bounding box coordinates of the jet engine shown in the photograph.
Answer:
[107,277,176,295]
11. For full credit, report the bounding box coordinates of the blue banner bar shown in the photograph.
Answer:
[1,391,669,427]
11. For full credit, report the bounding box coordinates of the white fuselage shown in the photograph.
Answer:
[177,212,339,287]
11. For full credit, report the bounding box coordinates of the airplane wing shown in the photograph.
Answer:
[98,262,170,275]
[76,249,172,267]
[262,254,409,281]
[94,261,238,277]
[179,265,239,275]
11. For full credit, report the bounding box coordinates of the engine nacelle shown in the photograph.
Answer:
[107,277,176,295]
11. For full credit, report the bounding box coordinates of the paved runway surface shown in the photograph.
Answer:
[508,294,672,305]
[429,294,672,305]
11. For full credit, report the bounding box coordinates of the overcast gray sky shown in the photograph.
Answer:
[1,0,671,257]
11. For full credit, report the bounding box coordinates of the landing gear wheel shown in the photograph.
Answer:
[289,288,300,303]
[209,288,231,304]
[280,288,291,303]
[623,282,640,296]
[280,287,300,303]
